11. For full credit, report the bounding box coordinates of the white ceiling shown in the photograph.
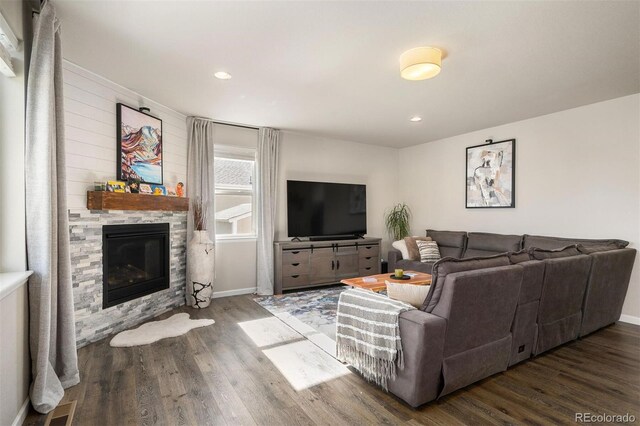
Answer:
[54,1,640,148]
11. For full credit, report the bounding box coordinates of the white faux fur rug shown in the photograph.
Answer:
[110,313,215,347]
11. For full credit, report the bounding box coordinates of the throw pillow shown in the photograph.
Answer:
[386,281,430,308]
[392,240,410,259]
[404,236,432,261]
[417,240,441,263]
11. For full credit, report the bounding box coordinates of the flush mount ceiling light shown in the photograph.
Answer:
[214,71,232,80]
[409,116,422,122]
[400,46,442,80]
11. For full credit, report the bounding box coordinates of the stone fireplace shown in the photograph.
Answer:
[69,209,187,347]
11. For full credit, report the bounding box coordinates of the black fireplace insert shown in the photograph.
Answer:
[102,223,170,308]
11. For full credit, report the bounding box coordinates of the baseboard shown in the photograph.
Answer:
[212,287,256,299]
[12,397,29,426]
[619,314,640,326]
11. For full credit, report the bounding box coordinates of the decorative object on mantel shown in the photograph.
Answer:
[176,182,185,197]
[187,197,215,308]
[126,178,140,193]
[86,191,189,211]
[110,313,214,347]
[466,138,516,208]
[106,180,126,192]
[140,183,152,194]
[116,103,163,185]
[151,184,166,195]
[385,203,411,240]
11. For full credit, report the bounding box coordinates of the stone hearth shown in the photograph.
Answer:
[68,209,187,347]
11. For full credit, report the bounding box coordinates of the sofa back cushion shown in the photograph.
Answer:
[529,245,580,260]
[420,254,511,312]
[580,248,637,336]
[463,232,523,258]
[535,255,591,354]
[426,230,467,258]
[523,234,628,250]
[431,265,522,396]
[576,243,628,254]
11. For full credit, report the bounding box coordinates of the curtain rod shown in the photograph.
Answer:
[191,116,260,131]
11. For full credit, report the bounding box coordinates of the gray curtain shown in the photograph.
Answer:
[256,128,280,295]
[186,117,216,305]
[25,1,80,414]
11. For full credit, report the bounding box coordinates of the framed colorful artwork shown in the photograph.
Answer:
[116,103,163,184]
[466,139,515,208]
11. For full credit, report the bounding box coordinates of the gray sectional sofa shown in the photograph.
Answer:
[385,230,636,407]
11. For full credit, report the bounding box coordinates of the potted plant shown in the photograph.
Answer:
[187,197,214,308]
[385,203,411,241]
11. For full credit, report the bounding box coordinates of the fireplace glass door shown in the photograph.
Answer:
[102,223,170,308]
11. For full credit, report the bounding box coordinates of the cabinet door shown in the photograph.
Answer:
[310,248,336,284]
[335,247,360,279]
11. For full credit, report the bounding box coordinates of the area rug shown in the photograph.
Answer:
[254,285,348,357]
[110,313,215,347]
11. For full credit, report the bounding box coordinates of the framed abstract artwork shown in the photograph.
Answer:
[116,103,163,185]
[466,139,515,208]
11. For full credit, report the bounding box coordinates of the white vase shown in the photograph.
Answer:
[187,230,215,308]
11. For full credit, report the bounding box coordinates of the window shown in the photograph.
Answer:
[214,147,256,239]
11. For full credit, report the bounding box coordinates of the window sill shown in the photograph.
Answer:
[0,271,33,302]
[216,235,257,242]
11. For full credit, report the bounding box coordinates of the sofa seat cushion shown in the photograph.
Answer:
[420,254,511,312]
[529,245,580,260]
[463,232,523,258]
[426,230,467,258]
[523,234,629,250]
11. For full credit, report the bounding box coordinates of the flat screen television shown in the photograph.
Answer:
[287,180,367,239]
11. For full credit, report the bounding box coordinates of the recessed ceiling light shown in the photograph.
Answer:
[214,71,232,80]
[400,47,442,80]
[410,116,422,122]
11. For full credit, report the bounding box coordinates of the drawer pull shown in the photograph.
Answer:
[292,263,300,266]
[292,251,300,254]
[365,267,372,270]
[365,256,372,260]
[291,275,300,278]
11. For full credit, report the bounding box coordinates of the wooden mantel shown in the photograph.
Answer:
[87,191,189,212]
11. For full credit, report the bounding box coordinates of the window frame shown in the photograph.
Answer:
[214,145,257,241]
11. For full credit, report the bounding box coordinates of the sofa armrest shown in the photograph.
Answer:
[387,310,446,407]
[387,248,402,271]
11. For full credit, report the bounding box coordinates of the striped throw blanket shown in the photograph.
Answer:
[336,289,415,390]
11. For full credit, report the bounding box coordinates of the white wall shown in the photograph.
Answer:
[0,281,29,426]
[0,2,30,425]
[0,0,26,272]
[277,131,400,255]
[398,94,640,318]
[62,61,188,209]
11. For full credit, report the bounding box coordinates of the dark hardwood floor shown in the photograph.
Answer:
[25,295,640,425]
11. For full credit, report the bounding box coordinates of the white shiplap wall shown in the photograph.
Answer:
[62,61,188,209]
